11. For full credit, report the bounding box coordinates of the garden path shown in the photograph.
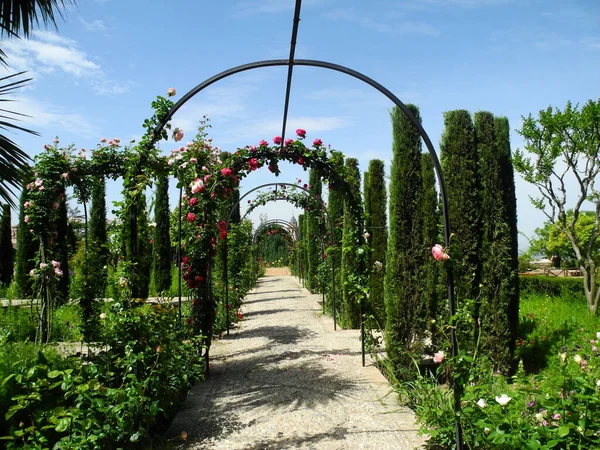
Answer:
[166,273,425,449]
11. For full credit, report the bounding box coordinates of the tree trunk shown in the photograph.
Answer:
[582,258,599,314]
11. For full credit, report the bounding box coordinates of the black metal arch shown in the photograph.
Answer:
[253,219,298,243]
[160,57,460,446]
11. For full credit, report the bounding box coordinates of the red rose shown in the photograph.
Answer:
[259,139,268,147]
[221,167,233,176]
[187,212,196,222]
[248,158,258,171]
[298,157,304,165]
[284,138,294,146]
[189,197,198,207]
[313,138,323,147]
[296,128,306,138]
[273,136,282,145]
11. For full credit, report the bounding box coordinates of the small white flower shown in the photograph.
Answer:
[495,394,511,406]
[483,427,490,435]
[596,379,600,388]
[574,354,583,364]
[476,399,487,408]
[560,352,567,363]
[597,332,600,339]
[99,313,107,320]
[535,412,545,422]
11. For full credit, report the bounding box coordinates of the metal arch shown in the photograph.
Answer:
[153,58,460,445]
[253,219,299,243]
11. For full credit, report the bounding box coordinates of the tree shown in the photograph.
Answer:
[305,169,322,292]
[0,204,13,285]
[384,105,425,376]
[514,100,600,314]
[325,151,345,312]
[475,111,519,373]
[440,110,481,344]
[0,1,75,206]
[15,182,37,297]
[54,187,70,303]
[365,160,387,327]
[340,157,363,329]
[153,172,172,293]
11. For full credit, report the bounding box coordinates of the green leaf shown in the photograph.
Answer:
[47,370,62,379]
[557,426,570,438]
[55,417,70,433]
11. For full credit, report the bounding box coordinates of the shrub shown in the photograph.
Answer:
[520,276,586,300]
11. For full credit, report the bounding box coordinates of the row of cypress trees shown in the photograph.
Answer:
[295,104,518,377]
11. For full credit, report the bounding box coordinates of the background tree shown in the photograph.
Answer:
[153,172,172,293]
[384,105,425,377]
[514,99,600,314]
[365,159,387,327]
[305,169,322,292]
[340,157,363,329]
[0,204,13,285]
[325,151,345,312]
[440,109,481,343]
[475,111,519,373]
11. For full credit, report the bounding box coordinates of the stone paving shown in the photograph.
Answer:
[166,274,425,449]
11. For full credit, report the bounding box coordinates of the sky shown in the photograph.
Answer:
[2,0,599,251]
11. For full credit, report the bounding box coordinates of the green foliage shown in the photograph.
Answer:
[340,158,365,329]
[0,303,204,448]
[153,172,172,293]
[305,169,323,292]
[89,177,108,289]
[421,153,443,343]
[0,204,13,285]
[365,159,387,328]
[514,99,600,314]
[519,276,586,300]
[385,105,425,377]
[440,110,481,326]
[54,187,70,305]
[15,183,37,298]
[475,111,519,373]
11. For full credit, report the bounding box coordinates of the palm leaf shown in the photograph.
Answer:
[0,71,38,207]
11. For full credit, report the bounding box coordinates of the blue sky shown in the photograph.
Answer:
[2,0,599,250]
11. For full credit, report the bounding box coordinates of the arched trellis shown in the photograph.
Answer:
[220,182,339,336]
[252,219,298,243]
[152,58,460,445]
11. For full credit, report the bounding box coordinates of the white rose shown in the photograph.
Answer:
[495,394,511,406]
[476,399,487,408]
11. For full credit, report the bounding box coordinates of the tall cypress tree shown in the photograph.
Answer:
[440,110,481,345]
[340,158,363,329]
[0,204,13,285]
[421,153,442,342]
[366,160,387,327]
[297,214,306,284]
[325,151,345,312]
[15,183,37,297]
[384,105,425,377]
[305,169,323,292]
[153,172,172,293]
[476,112,518,373]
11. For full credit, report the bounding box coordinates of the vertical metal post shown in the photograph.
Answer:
[360,298,365,367]
[178,186,182,328]
[225,239,230,335]
[332,251,337,331]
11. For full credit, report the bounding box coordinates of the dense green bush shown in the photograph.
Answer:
[520,276,586,300]
[0,303,204,448]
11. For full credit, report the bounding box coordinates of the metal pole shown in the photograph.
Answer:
[332,251,337,331]
[178,186,182,328]
[225,238,230,335]
[360,297,365,367]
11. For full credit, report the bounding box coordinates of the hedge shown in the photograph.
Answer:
[519,275,586,300]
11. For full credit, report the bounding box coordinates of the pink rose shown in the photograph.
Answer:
[259,139,268,147]
[189,197,198,207]
[23,201,31,209]
[100,137,107,143]
[174,128,184,142]
[51,260,60,267]
[187,212,196,222]
[24,215,30,223]
[190,178,205,194]
[167,87,176,97]
[249,145,257,152]
[54,268,63,277]
[284,138,294,146]
[248,158,258,171]
[43,144,51,150]
[273,136,282,145]
[35,179,43,187]
[313,138,323,147]
[189,157,197,164]
[221,167,233,177]
[433,351,445,364]
[61,172,69,180]
[432,244,450,261]
[53,137,59,144]
[296,128,306,138]
[52,202,59,210]
[203,174,211,183]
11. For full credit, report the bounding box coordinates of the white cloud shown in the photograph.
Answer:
[80,18,107,32]
[2,30,131,95]
[234,0,324,17]
[324,8,439,37]
[10,96,100,139]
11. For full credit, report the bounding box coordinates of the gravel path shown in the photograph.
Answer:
[166,274,425,449]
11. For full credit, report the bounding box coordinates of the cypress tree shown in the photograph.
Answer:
[421,153,442,342]
[340,158,363,329]
[153,172,172,293]
[363,170,371,231]
[366,160,387,327]
[476,112,518,373]
[305,169,322,292]
[297,214,306,284]
[440,110,481,345]
[15,183,36,297]
[90,178,108,269]
[384,105,425,377]
[325,151,345,312]
[0,204,13,285]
